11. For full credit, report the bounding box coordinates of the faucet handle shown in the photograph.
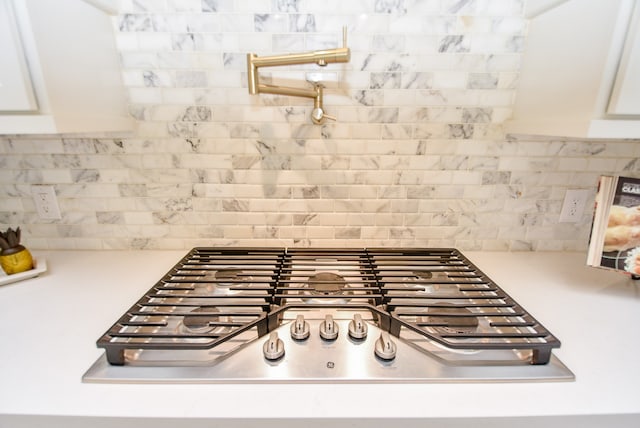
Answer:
[311,107,336,124]
[311,83,336,124]
[323,113,337,122]
[342,26,348,48]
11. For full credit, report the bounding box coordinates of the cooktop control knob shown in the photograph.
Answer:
[263,331,285,360]
[348,314,368,340]
[290,314,310,340]
[374,332,397,360]
[319,314,338,341]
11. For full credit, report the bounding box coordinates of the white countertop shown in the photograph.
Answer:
[1,250,639,428]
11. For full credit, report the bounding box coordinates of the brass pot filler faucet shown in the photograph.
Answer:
[246,28,351,124]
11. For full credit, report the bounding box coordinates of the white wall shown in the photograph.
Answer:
[1,0,639,251]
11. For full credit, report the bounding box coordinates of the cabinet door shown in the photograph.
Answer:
[608,2,640,115]
[0,1,37,112]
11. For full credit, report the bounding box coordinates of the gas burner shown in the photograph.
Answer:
[412,270,434,280]
[395,270,459,294]
[180,307,231,335]
[297,271,356,304]
[212,268,244,286]
[185,268,250,296]
[419,304,479,335]
[190,280,215,294]
[426,282,460,294]
[307,272,349,295]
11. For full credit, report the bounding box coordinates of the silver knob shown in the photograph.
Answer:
[348,314,368,340]
[374,332,397,360]
[290,314,310,340]
[263,331,285,360]
[319,314,338,341]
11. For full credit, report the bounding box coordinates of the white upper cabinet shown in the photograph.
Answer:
[0,0,133,135]
[506,0,640,139]
[0,2,37,112]
[608,3,640,115]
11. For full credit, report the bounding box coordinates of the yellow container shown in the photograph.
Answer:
[0,247,34,274]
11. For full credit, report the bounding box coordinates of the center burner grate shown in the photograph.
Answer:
[274,248,381,306]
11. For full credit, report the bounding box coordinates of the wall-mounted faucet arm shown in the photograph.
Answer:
[254,83,335,125]
[247,44,350,95]
[246,28,350,124]
[255,83,318,99]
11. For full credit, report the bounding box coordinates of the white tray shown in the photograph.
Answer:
[0,258,47,286]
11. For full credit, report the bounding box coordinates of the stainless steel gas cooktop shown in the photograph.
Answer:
[83,248,574,383]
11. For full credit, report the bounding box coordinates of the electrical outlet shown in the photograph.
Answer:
[32,185,62,220]
[559,189,589,223]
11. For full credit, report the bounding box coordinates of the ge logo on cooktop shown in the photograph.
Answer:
[326,361,335,369]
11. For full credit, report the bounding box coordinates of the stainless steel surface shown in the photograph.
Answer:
[374,332,397,360]
[348,314,367,339]
[84,248,575,383]
[290,314,310,340]
[319,314,338,340]
[84,317,574,383]
[263,332,285,360]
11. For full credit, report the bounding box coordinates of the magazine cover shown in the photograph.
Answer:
[597,176,640,275]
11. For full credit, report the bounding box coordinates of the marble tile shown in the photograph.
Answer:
[201,0,234,13]
[372,34,405,52]
[254,13,288,32]
[118,14,162,32]
[3,2,637,253]
[438,35,470,53]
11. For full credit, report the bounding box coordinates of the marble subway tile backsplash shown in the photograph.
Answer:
[1,0,640,251]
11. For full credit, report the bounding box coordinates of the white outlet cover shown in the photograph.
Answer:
[31,185,62,220]
[559,189,590,223]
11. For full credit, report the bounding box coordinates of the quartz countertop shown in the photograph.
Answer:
[1,250,639,428]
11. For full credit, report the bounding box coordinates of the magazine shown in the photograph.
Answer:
[587,175,640,276]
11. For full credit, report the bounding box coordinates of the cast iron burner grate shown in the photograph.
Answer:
[97,248,560,366]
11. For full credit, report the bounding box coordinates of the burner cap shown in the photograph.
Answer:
[422,304,479,334]
[397,270,458,294]
[213,268,243,286]
[412,270,452,282]
[307,272,347,295]
[412,270,433,279]
[182,306,228,332]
